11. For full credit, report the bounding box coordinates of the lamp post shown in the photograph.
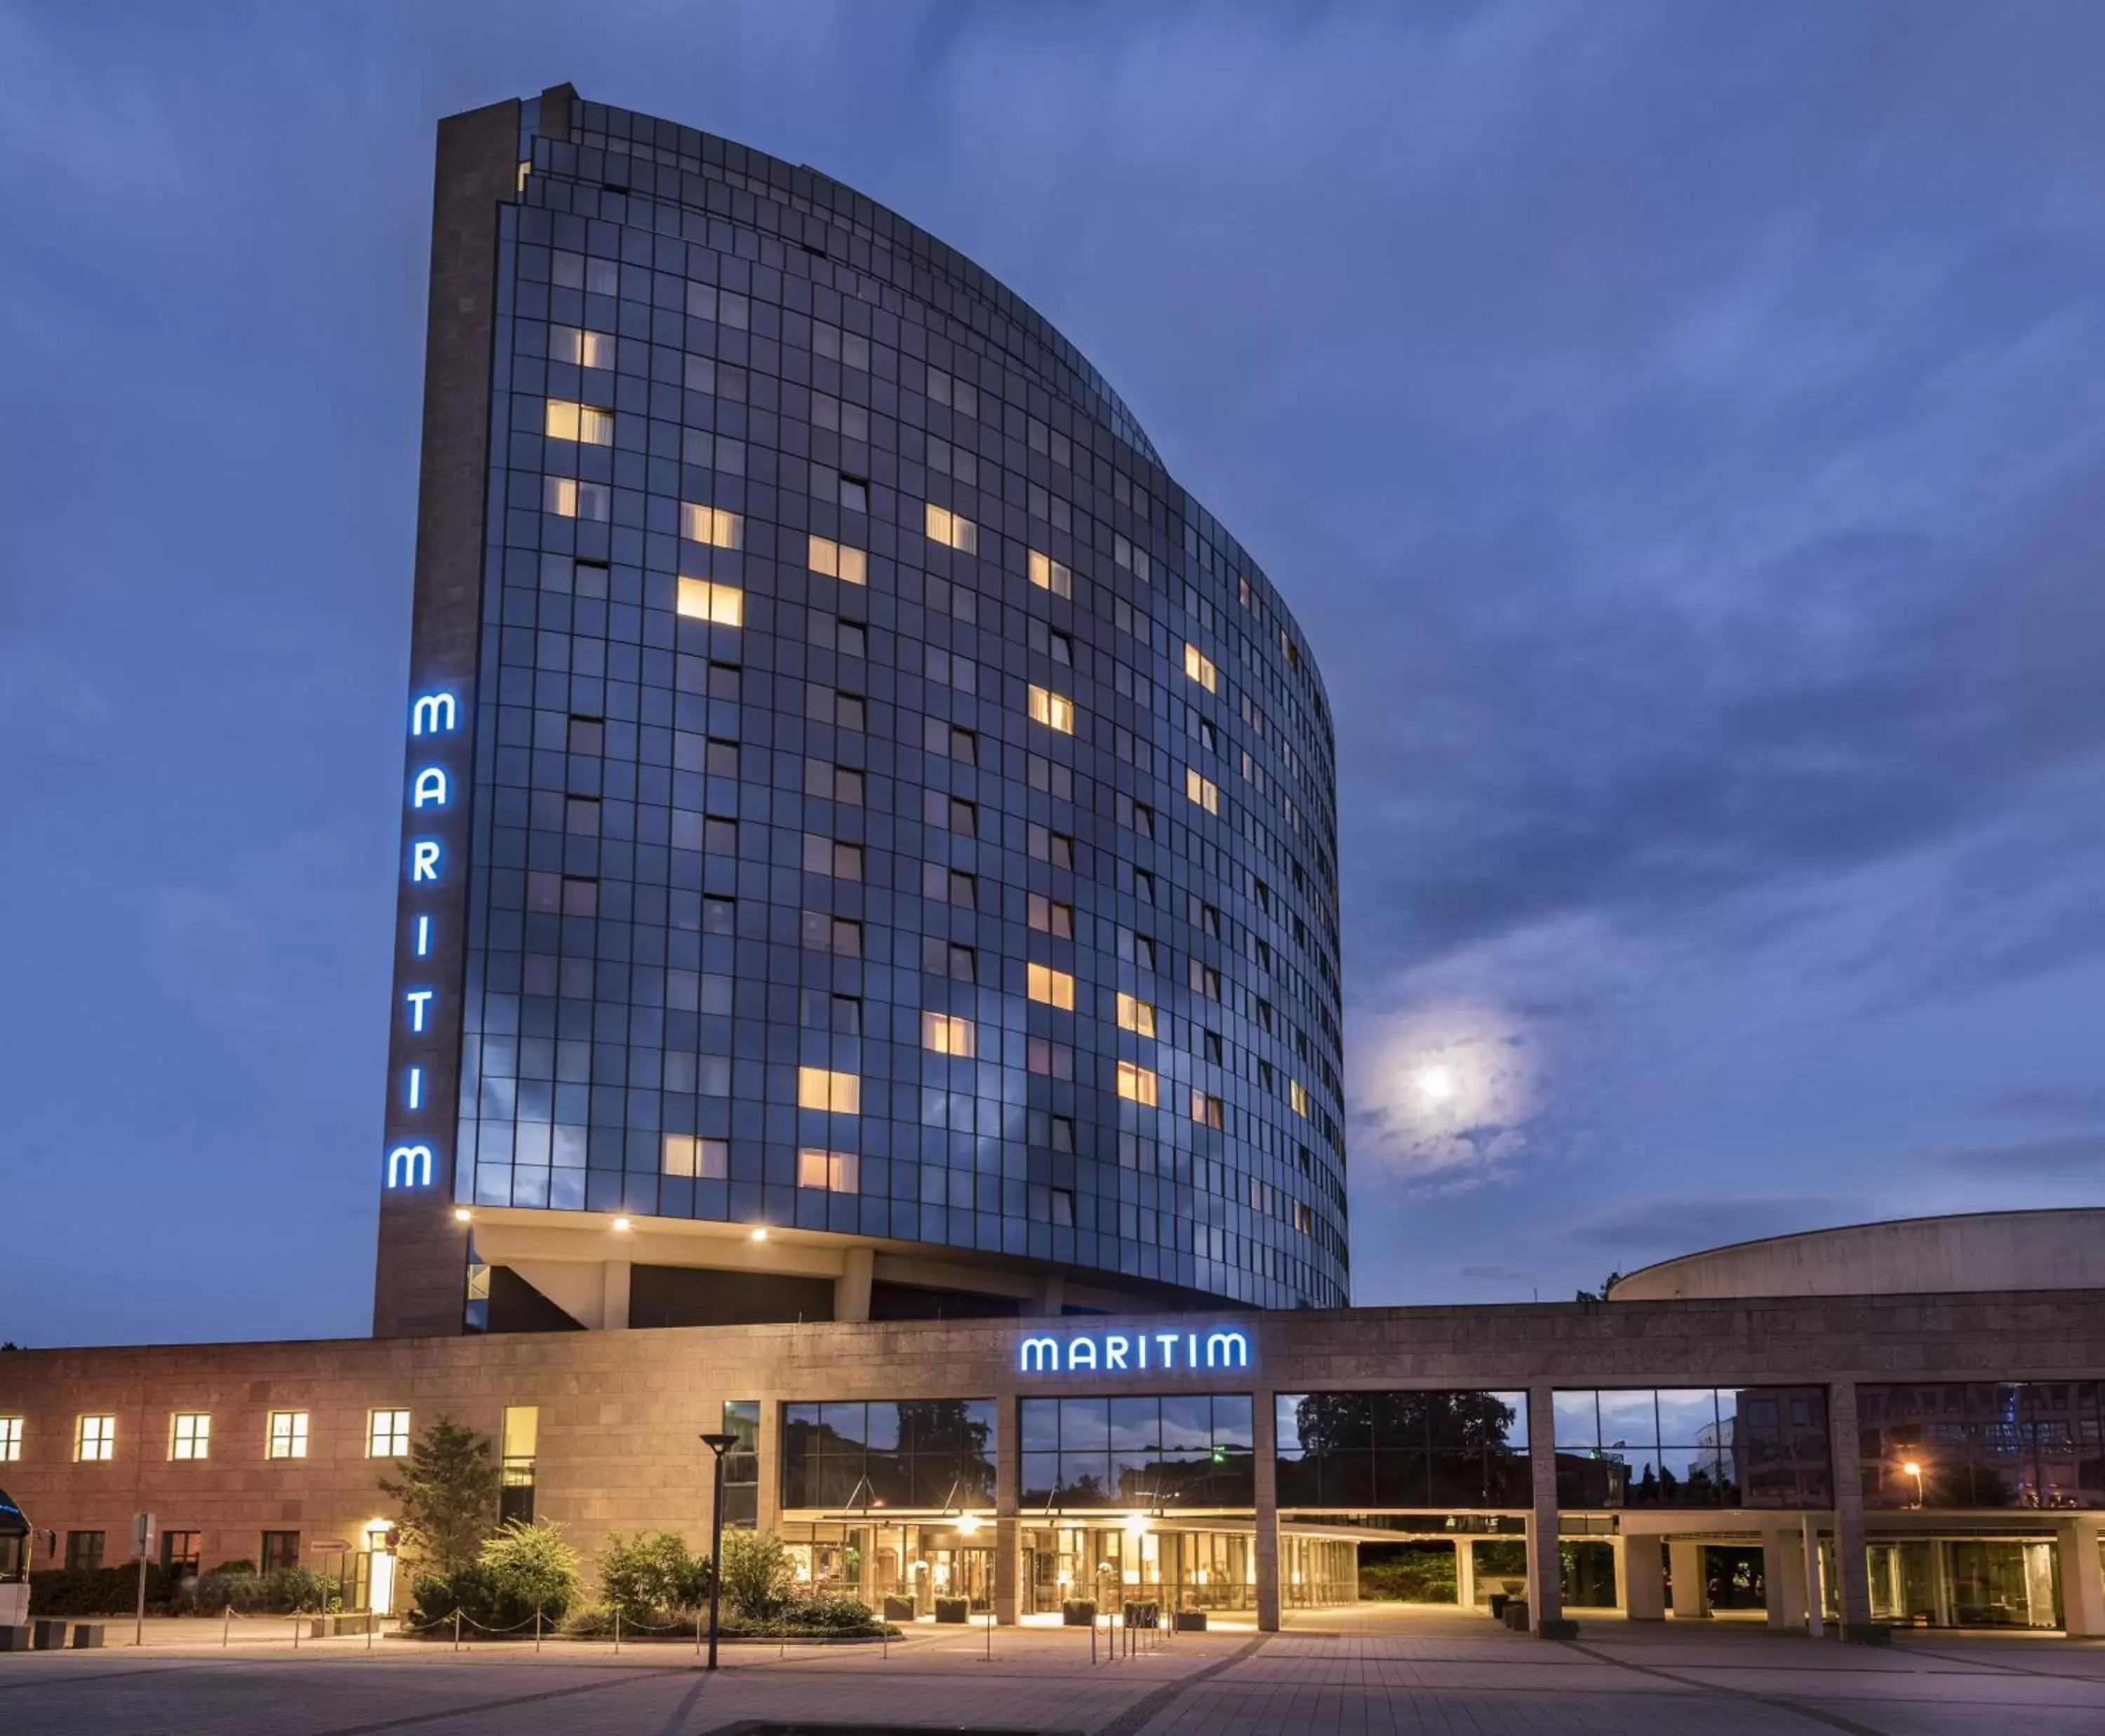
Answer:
[1901,1460,1924,1509]
[700,1431,738,1669]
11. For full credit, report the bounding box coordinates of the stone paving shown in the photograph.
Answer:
[4,1612,2105,1734]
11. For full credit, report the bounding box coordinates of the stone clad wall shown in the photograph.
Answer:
[5,1290,2101,1587]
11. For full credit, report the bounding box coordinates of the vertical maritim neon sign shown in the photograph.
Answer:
[385,690,460,1189]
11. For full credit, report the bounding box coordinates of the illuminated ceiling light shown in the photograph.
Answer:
[956,1511,982,1536]
[453,1208,472,1224]
[751,1226,770,1242]
[611,1216,632,1232]
[1122,1512,1150,1538]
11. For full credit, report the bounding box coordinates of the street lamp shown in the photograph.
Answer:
[1901,1460,1924,1509]
[700,1431,739,1669]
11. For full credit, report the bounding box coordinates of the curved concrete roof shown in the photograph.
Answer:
[1607,1208,2105,1301]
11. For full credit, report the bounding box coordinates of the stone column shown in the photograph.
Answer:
[1525,1385,1573,1636]
[1455,1537,1476,1612]
[834,1247,874,1322]
[2057,1518,2105,1637]
[1826,1382,1878,1641]
[1619,1533,1666,1620]
[994,1394,1021,1625]
[601,1260,632,1330]
[1668,1540,1706,1618]
[1254,1386,1281,1631]
[756,1397,782,1534]
[1763,1523,1807,1631]
[1802,1515,1826,1639]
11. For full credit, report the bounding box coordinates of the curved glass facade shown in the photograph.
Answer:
[450,91,1345,1310]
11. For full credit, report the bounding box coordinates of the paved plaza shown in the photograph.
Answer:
[4,1612,2105,1735]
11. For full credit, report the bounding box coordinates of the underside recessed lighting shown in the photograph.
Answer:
[453,1208,472,1224]
[612,1216,632,1231]
[751,1226,769,1242]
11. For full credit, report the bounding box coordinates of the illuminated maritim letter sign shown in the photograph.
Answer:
[1017,1328,1252,1374]
[385,690,461,1190]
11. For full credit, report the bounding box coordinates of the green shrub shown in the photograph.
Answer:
[410,1520,580,1633]
[716,1529,795,1620]
[596,1530,708,1623]
[29,1565,178,1617]
[183,1566,338,1615]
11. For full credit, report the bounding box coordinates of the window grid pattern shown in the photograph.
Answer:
[782,1398,996,1510]
[1857,1381,2105,1510]
[1021,1393,1255,1510]
[1552,1387,1832,1510]
[448,98,1346,1309]
[1275,1390,1529,1509]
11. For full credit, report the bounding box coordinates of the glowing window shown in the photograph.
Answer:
[1028,686,1075,734]
[550,324,614,368]
[675,577,744,627]
[74,1415,116,1462]
[367,1409,411,1458]
[797,1149,860,1193]
[1185,768,1219,813]
[1029,549,1074,597]
[169,1413,210,1462]
[797,1067,861,1114]
[1116,993,1157,1037]
[924,502,980,553]
[1116,1062,1159,1107]
[1191,1089,1225,1130]
[544,399,613,444]
[0,1417,20,1462]
[544,476,610,521]
[923,1012,975,1057]
[1027,963,1076,1010]
[808,535,868,584]
[662,1134,729,1179]
[1184,644,1218,692]
[1290,1080,1310,1117]
[681,503,744,549]
[266,1411,309,1461]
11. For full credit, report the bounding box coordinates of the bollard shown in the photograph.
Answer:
[613,1608,620,1656]
[535,1607,542,1653]
[453,1608,461,1653]
[294,1607,301,1652]
[367,1610,374,1652]
[223,1606,231,1649]
[983,1609,992,1663]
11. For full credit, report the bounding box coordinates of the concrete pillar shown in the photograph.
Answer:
[2057,1520,2105,1637]
[1763,1525,1808,1631]
[756,1398,781,1534]
[1455,1537,1476,1611]
[601,1259,631,1330]
[1826,1382,1878,1641]
[1024,1274,1065,1318]
[994,1395,1020,1625]
[1525,1384,1574,1636]
[1254,1386,1281,1631]
[1803,1516,1826,1638]
[1669,1540,1706,1618]
[834,1247,874,1322]
[1620,1534,1666,1620]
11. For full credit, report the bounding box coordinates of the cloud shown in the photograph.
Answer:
[1978,1087,2105,1126]
[1932,1135,2105,1177]
[1569,1197,1865,1253]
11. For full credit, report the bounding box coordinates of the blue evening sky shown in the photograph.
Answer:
[4,2,2103,1343]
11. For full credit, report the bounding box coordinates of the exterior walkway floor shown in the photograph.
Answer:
[3,1615,2104,1734]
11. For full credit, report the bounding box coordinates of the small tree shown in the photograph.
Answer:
[376,1415,499,1574]
[479,1518,581,1622]
[716,1530,795,1620]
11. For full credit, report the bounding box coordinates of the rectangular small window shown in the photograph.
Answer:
[1027,685,1076,734]
[65,1531,105,1571]
[808,535,869,585]
[1116,993,1156,1037]
[1189,959,1222,1000]
[1116,1062,1159,1107]
[676,577,744,627]
[924,501,980,554]
[550,325,614,369]
[1050,1188,1076,1227]
[797,1148,860,1193]
[948,797,977,836]
[1028,894,1074,937]
[267,1410,309,1461]
[0,1417,20,1462]
[680,502,744,550]
[796,1066,861,1114]
[1184,643,1218,692]
[948,943,977,982]
[1191,1089,1226,1130]
[1027,963,1077,1010]
[367,1409,411,1458]
[161,1530,201,1575]
[169,1413,210,1461]
[75,1415,116,1462]
[544,476,610,521]
[544,398,613,445]
[923,1012,975,1056]
[1185,768,1219,814]
[662,1134,730,1179]
[1290,1080,1310,1117]
[1029,549,1074,597]
[260,1531,300,1575]
[838,474,869,514]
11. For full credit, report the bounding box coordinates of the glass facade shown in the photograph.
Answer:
[1552,1387,1831,1509]
[1275,1390,1530,1509]
[1021,1394,1255,1511]
[1857,1381,2105,1509]
[781,1398,996,1510]
[433,90,1346,1311]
